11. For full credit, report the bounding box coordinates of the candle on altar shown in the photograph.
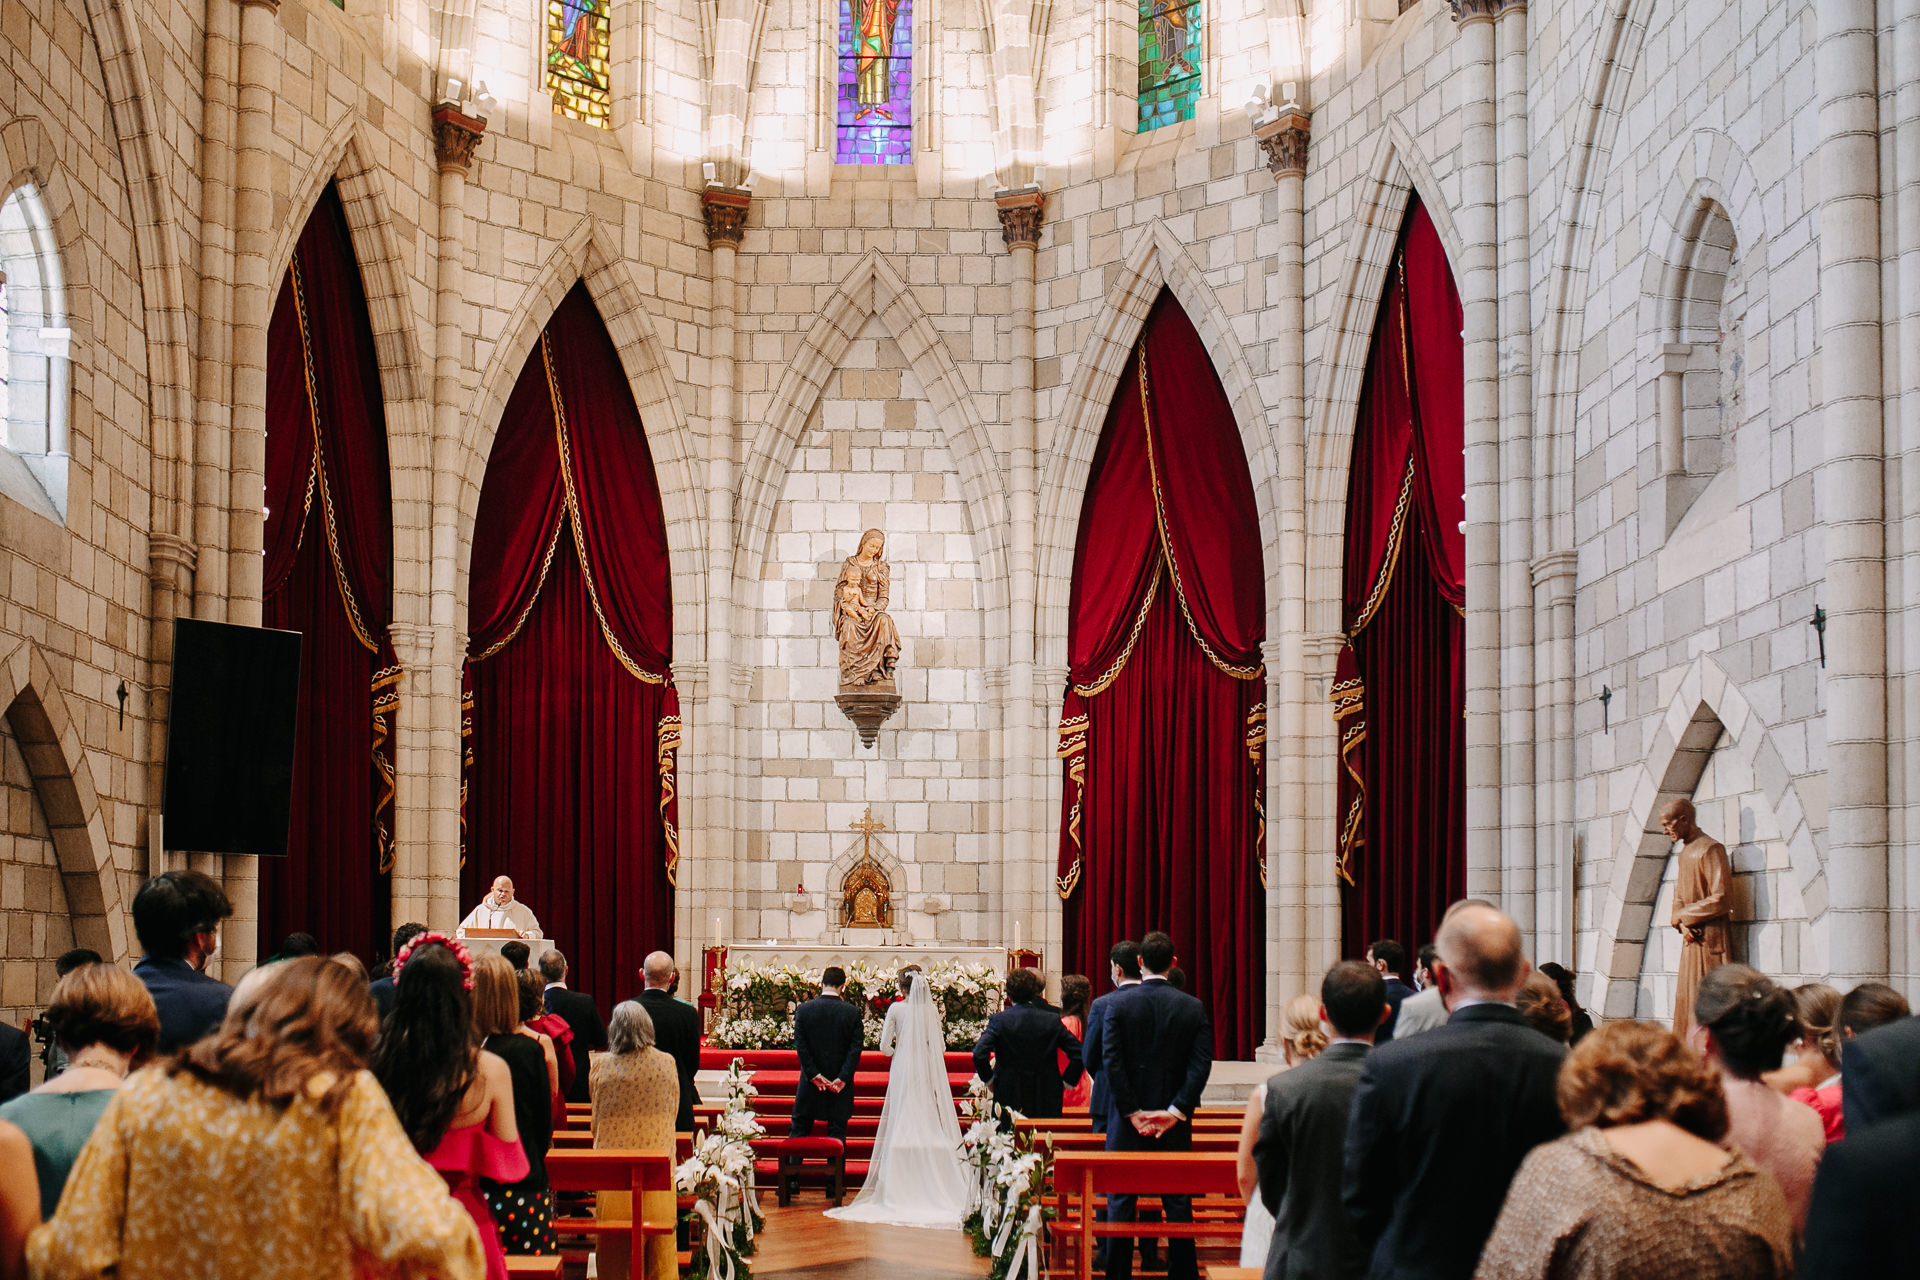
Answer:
[1015,921,1022,953]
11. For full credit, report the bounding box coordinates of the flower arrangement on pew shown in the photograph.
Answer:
[676,1059,766,1280]
[958,1079,1052,1280]
[710,958,1004,1050]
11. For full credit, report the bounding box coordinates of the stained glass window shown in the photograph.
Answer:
[548,0,612,127]
[836,0,913,165]
[1138,0,1202,133]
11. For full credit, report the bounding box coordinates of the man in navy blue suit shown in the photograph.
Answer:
[791,965,865,1141]
[1079,940,1141,1136]
[973,966,1084,1118]
[1098,931,1213,1280]
[130,869,234,1053]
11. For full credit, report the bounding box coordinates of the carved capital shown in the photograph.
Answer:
[701,187,752,248]
[1493,0,1527,14]
[1253,108,1312,180]
[385,623,437,674]
[1449,0,1500,22]
[995,189,1046,250]
[1529,549,1578,589]
[236,0,280,11]
[431,103,488,177]
[148,532,199,578]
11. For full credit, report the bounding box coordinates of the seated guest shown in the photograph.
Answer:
[28,956,484,1280]
[1390,945,1447,1039]
[1534,964,1593,1044]
[1688,965,1822,1235]
[1366,940,1414,1041]
[974,967,1084,1119]
[1763,982,1840,1095]
[373,934,524,1280]
[590,1002,679,1280]
[473,953,556,1256]
[539,949,608,1105]
[1514,973,1572,1044]
[1799,1108,1920,1276]
[1235,995,1330,1270]
[1476,1021,1793,1280]
[0,963,158,1218]
[518,968,573,1109]
[1841,995,1920,1132]
[1252,964,1385,1280]
[1343,902,1566,1280]
[500,941,531,972]
[370,921,428,1016]
[129,869,233,1052]
[1792,982,1910,1141]
[638,952,703,1132]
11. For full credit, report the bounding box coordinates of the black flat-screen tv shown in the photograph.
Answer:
[162,618,302,857]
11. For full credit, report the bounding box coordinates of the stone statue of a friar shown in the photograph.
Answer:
[834,528,901,691]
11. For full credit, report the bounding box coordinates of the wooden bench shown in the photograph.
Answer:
[546,1148,678,1237]
[1048,1152,1245,1280]
[1035,1132,1239,1154]
[502,1258,562,1279]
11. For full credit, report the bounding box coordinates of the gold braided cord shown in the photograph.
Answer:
[541,332,668,686]
[458,683,474,869]
[470,516,569,662]
[1246,700,1268,889]
[372,664,402,873]
[1134,354,1265,683]
[658,712,683,885]
[1330,664,1367,885]
[1349,459,1418,639]
[1070,565,1162,697]
[289,261,379,654]
[1055,713,1089,900]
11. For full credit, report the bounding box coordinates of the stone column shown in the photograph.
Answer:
[1254,105,1311,1037]
[1493,0,1535,945]
[1816,0,1889,985]
[1895,0,1920,992]
[145,534,198,878]
[1302,633,1347,965]
[997,188,1045,952]
[701,186,750,968]
[191,0,240,621]
[1450,0,1503,903]
[1530,550,1576,957]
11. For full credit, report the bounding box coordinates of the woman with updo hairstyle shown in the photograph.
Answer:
[1690,964,1823,1234]
[1515,972,1573,1044]
[516,966,573,1118]
[30,956,484,1280]
[1234,994,1329,1268]
[1477,1020,1793,1280]
[373,936,524,1280]
[1764,982,1841,1097]
[1789,982,1912,1143]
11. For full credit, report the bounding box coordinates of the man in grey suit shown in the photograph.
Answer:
[1253,961,1388,1280]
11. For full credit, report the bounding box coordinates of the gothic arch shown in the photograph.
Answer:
[0,640,128,963]
[733,249,1010,619]
[1033,219,1281,669]
[453,218,708,648]
[1634,131,1769,354]
[1590,653,1826,1018]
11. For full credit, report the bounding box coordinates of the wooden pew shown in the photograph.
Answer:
[547,1148,677,1237]
[1047,1151,1244,1280]
[1035,1132,1238,1154]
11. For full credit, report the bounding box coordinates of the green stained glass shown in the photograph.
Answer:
[548,0,612,127]
[1138,0,1202,133]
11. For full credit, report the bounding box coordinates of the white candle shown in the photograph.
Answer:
[1014,921,1022,953]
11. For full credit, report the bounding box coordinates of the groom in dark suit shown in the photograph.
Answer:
[1099,931,1212,1280]
[791,965,865,1141]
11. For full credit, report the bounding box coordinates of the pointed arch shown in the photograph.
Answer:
[0,640,129,963]
[734,250,1009,617]
[455,219,708,649]
[1035,219,1281,670]
[1590,654,1826,1018]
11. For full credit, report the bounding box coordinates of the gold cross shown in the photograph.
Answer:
[850,807,887,859]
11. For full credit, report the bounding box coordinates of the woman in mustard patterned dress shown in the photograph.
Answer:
[27,956,484,1280]
[589,1002,680,1280]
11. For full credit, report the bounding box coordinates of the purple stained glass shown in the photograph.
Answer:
[835,0,912,165]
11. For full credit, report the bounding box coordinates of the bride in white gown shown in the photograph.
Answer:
[823,968,971,1228]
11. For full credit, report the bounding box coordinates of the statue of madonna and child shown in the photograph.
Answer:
[833,529,904,744]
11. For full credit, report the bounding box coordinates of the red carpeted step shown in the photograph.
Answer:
[701,1048,976,1074]
[743,1071,973,1095]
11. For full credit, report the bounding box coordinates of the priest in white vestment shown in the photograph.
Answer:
[458,875,543,938]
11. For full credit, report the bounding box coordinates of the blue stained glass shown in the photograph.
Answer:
[836,0,913,165]
[1138,0,1202,133]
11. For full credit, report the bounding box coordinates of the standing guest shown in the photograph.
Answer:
[1099,930,1213,1280]
[539,949,608,1105]
[1793,982,1910,1142]
[0,1119,38,1280]
[29,949,107,1081]
[637,951,703,1132]
[28,956,485,1280]
[370,922,429,1016]
[1840,1002,1920,1131]
[1235,995,1330,1270]
[1366,941,1414,1042]
[1081,941,1142,1136]
[473,952,557,1256]
[517,969,572,1109]
[1343,902,1566,1280]
[329,952,368,984]
[1534,964,1593,1045]
[1475,1021,1793,1280]
[1762,982,1840,1095]
[973,968,1084,1118]
[791,966,863,1142]
[1059,975,1094,1111]
[1250,963,1387,1280]
[1514,973,1572,1044]
[1,963,157,1218]
[500,941,531,972]
[1392,946,1448,1039]
[373,935,524,1280]
[1688,964,1822,1235]
[1660,798,1732,1032]
[269,932,320,962]
[1799,1109,1920,1277]
[590,1002,679,1280]
[129,868,234,1053]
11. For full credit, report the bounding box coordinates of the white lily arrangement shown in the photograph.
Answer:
[958,1080,1052,1280]
[675,1058,767,1280]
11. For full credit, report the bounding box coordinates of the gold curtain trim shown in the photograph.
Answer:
[541,332,667,686]
[1055,713,1088,900]
[290,260,378,654]
[658,712,683,886]
[1135,354,1264,683]
[1330,663,1367,885]
[469,516,569,663]
[372,664,402,873]
[1246,701,1268,889]
[458,682,474,870]
[1070,563,1162,697]
[1349,459,1417,640]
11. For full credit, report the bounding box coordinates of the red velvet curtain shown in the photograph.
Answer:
[1057,292,1266,1060]
[464,282,679,1015]
[259,183,397,962]
[1336,198,1466,957]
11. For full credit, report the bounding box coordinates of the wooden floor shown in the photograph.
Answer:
[752,1201,990,1280]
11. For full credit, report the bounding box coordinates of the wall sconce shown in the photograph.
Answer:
[1811,605,1827,668]
[1598,685,1612,732]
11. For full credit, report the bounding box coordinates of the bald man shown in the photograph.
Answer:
[457,875,542,939]
[1341,903,1567,1280]
[637,950,703,1131]
[1661,797,1730,1032]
